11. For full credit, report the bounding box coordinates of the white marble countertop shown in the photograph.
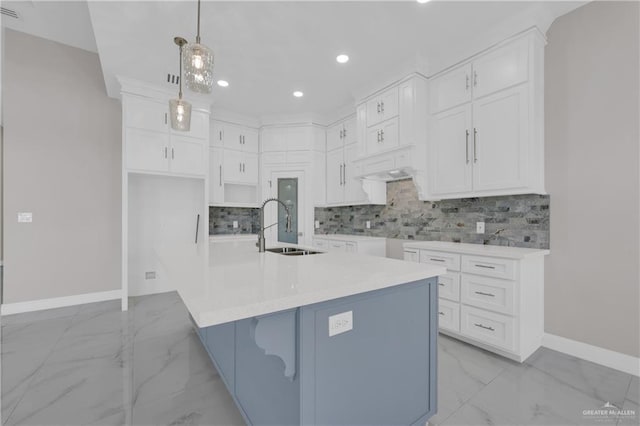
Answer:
[402,241,549,259]
[312,234,386,242]
[175,240,445,328]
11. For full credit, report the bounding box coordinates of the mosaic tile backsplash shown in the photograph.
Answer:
[315,179,550,249]
[209,207,260,235]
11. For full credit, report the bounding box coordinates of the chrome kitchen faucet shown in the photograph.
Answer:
[257,198,293,252]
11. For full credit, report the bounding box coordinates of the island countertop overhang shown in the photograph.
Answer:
[175,240,446,328]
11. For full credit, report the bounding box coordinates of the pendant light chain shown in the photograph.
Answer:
[196,0,201,44]
[178,42,184,99]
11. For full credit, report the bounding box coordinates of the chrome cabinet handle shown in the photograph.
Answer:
[475,291,495,297]
[377,130,381,143]
[243,163,245,173]
[439,312,445,316]
[474,71,478,87]
[381,101,385,113]
[342,163,346,185]
[474,323,494,331]
[339,129,343,139]
[438,283,445,287]
[380,129,384,142]
[171,148,174,159]
[164,113,167,125]
[339,164,343,185]
[475,264,495,269]
[465,130,470,164]
[219,130,223,141]
[239,163,242,172]
[219,165,222,186]
[466,74,470,91]
[164,147,168,159]
[377,102,381,114]
[343,127,346,138]
[473,128,478,163]
[430,258,445,262]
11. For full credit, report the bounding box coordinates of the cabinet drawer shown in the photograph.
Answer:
[438,272,460,302]
[438,299,460,333]
[403,249,419,263]
[419,250,461,271]
[327,240,347,252]
[461,305,515,351]
[313,238,328,249]
[461,255,516,280]
[461,275,515,315]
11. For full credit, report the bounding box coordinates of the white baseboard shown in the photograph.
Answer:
[543,333,640,377]
[1,290,122,316]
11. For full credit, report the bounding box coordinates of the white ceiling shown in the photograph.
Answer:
[1,1,97,52]
[4,1,586,121]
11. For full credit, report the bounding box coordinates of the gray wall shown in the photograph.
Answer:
[545,2,639,357]
[315,179,550,249]
[209,207,260,235]
[3,30,121,303]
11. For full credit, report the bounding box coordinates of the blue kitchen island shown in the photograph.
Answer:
[176,240,445,426]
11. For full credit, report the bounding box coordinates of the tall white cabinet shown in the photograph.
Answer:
[427,31,545,199]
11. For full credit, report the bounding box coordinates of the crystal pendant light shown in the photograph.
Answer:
[183,0,214,93]
[170,37,192,131]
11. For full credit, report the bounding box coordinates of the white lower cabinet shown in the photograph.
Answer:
[313,235,386,257]
[404,242,548,362]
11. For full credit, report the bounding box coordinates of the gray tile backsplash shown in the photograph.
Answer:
[209,207,260,235]
[315,179,549,249]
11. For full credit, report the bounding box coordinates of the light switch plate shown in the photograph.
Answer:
[18,212,33,223]
[329,311,353,337]
[476,221,485,234]
[315,220,320,229]
[233,221,238,229]
[366,220,371,229]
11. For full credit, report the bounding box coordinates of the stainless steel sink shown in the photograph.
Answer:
[265,247,323,256]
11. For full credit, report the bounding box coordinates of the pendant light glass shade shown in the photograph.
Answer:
[169,98,192,131]
[170,37,192,132]
[183,0,214,93]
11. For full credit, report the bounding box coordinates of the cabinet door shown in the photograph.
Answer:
[172,110,208,140]
[210,120,224,147]
[430,64,472,114]
[242,152,259,184]
[209,147,224,203]
[366,86,399,127]
[125,128,170,172]
[472,39,528,99]
[326,149,345,204]
[326,123,344,152]
[170,136,206,176]
[430,104,473,195]
[344,144,367,204]
[472,86,528,192]
[242,128,259,153]
[125,96,168,133]
[223,149,243,183]
[342,117,357,146]
[223,124,243,150]
[367,117,399,155]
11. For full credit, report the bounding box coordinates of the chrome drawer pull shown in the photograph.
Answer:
[475,264,495,269]
[475,291,495,297]
[430,258,445,262]
[474,323,494,331]
[439,312,445,316]
[439,283,445,287]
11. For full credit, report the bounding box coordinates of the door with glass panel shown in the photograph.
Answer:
[277,178,298,244]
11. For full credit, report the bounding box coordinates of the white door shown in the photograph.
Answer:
[125,96,168,133]
[264,170,307,245]
[472,38,528,99]
[326,148,345,204]
[209,147,224,204]
[472,85,528,192]
[326,122,344,152]
[223,149,243,183]
[377,117,399,153]
[223,124,243,151]
[430,64,472,114]
[242,128,260,153]
[170,136,206,176]
[430,104,473,195]
[125,128,169,173]
[344,144,367,203]
[242,152,259,184]
[342,117,357,146]
[171,110,208,140]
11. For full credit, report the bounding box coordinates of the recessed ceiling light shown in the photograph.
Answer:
[336,54,349,64]
[293,91,304,98]
[416,0,431,3]
[217,80,229,87]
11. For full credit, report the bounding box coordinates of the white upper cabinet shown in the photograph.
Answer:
[326,148,345,204]
[366,116,399,155]
[223,150,258,185]
[426,30,545,199]
[344,144,367,203]
[326,117,356,152]
[211,120,260,153]
[471,38,528,99]
[209,147,224,204]
[366,86,399,127]
[429,104,473,195]
[430,64,472,114]
[123,94,209,178]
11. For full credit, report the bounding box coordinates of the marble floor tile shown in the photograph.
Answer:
[526,347,632,408]
[457,364,614,425]
[616,398,639,426]
[131,292,192,343]
[132,328,217,407]
[0,305,80,327]
[132,375,244,426]
[626,375,639,405]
